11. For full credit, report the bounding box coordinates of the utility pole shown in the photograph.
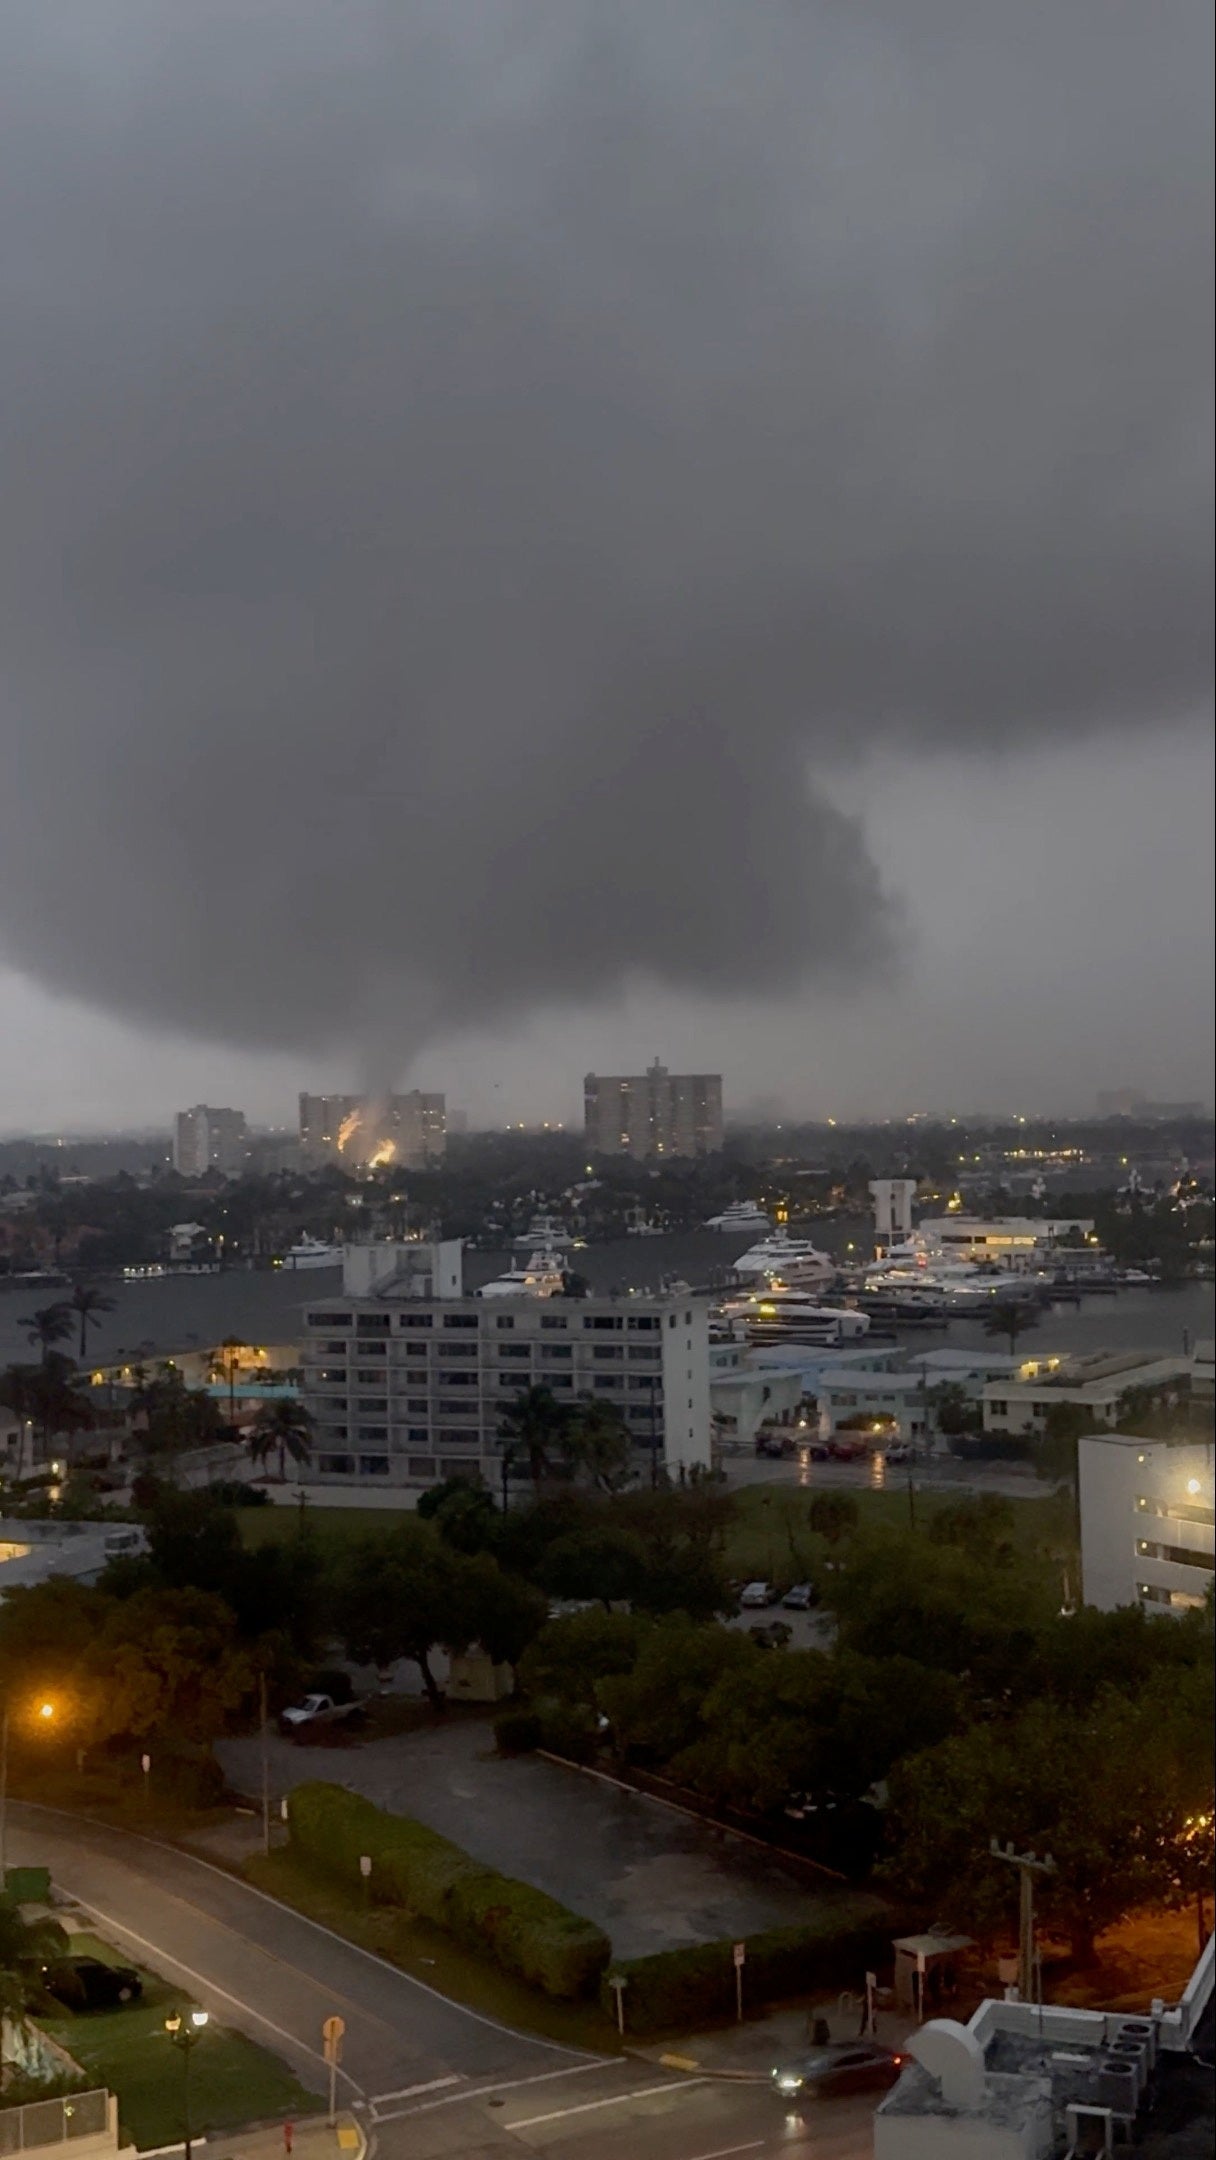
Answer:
[990,1840,1056,2002]
[259,1670,271,1857]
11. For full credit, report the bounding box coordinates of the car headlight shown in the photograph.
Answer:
[775,2075,801,2093]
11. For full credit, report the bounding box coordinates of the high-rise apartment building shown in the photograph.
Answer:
[173,1105,248,1179]
[298,1092,446,1168]
[583,1061,723,1160]
[299,1242,711,1491]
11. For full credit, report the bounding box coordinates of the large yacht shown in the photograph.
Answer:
[704,1201,772,1233]
[511,1213,573,1253]
[730,1229,836,1289]
[478,1248,568,1299]
[278,1234,342,1271]
[863,1248,1046,1311]
[716,1288,871,1346]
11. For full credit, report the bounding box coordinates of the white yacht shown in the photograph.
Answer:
[731,1229,836,1289]
[863,1251,1044,1312]
[478,1248,568,1299]
[512,1213,573,1253]
[716,1288,871,1346]
[278,1234,342,1271]
[704,1201,772,1233]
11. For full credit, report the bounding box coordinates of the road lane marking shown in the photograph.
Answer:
[67,1892,366,2099]
[16,1801,601,2060]
[370,2074,461,2107]
[508,2077,708,2129]
[372,2058,624,2122]
[684,2145,765,2160]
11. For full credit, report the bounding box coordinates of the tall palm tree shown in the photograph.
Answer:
[251,1398,314,1481]
[982,1298,1040,1359]
[17,1304,73,1366]
[0,1365,37,1478]
[68,1281,115,1362]
[498,1385,572,1492]
[562,1396,636,1492]
[209,1336,247,1430]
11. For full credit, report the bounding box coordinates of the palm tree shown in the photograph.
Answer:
[0,1898,70,2033]
[209,1336,247,1430]
[17,1304,74,1367]
[250,1398,314,1481]
[0,1365,37,1479]
[982,1297,1040,1358]
[68,1281,115,1362]
[562,1396,636,1492]
[498,1385,572,1492]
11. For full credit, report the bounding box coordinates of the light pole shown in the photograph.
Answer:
[165,2010,208,2160]
[0,1698,56,1889]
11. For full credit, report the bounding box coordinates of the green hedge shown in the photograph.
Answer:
[288,1781,609,1999]
[602,1906,890,2035]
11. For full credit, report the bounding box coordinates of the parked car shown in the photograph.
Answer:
[739,1580,777,1609]
[755,1431,795,1458]
[781,1582,817,1611]
[827,1435,868,1461]
[43,1956,143,2012]
[748,1620,793,1650]
[772,2042,904,2102]
[883,1441,916,1465]
[279,1682,364,1736]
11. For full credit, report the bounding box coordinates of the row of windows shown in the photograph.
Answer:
[1136,1496,1216,1528]
[1136,1539,1215,1570]
[309,1308,676,1334]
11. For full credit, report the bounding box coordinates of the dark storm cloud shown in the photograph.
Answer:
[0,1,1210,1064]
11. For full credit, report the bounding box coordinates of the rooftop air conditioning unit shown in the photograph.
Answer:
[1095,2057,1138,2116]
[1115,2017,1157,2072]
[1106,2038,1147,2102]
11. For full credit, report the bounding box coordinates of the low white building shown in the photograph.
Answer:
[915,1216,1095,1268]
[983,1351,1192,1437]
[875,1934,1214,2159]
[1079,1431,1214,1614]
[0,1519,146,1598]
[819,1352,1021,1445]
[300,1242,712,1488]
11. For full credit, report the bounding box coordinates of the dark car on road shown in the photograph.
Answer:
[43,1956,143,2012]
[772,2042,904,2102]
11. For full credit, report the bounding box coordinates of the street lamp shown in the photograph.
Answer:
[165,2010,209,2160]
[0,1696,57,1887]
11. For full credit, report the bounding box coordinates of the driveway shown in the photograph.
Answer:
[219,1720,850,1957]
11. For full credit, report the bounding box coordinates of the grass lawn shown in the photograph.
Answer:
[724,1480,1071,1594]
[40,1932,320,2146]
[238,1503,416,1549]
[243,1850,621,2058]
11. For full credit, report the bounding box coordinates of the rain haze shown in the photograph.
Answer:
[0,1,1211,1129]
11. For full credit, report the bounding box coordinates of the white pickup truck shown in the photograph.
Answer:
[278,1691,363,1736]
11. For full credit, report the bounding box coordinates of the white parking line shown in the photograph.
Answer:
[684,2145,765,2160]
[509,2077,708,2130]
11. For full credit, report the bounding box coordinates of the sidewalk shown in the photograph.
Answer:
[197,2113,364,2160]
[633,1997,923,2080]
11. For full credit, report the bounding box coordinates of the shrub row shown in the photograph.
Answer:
[288,1781,609,1999]
[601,1905,890,2035]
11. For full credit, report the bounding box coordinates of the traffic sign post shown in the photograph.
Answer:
[733,1940,746,2024]
[607,1974,628,2036]
[359,1852,372,1911]
[322,2014,345,2125]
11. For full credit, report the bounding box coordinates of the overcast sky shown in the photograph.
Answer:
[0,2,1211,1134]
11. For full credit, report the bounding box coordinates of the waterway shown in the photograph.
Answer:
[0,1228,1210,1368]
